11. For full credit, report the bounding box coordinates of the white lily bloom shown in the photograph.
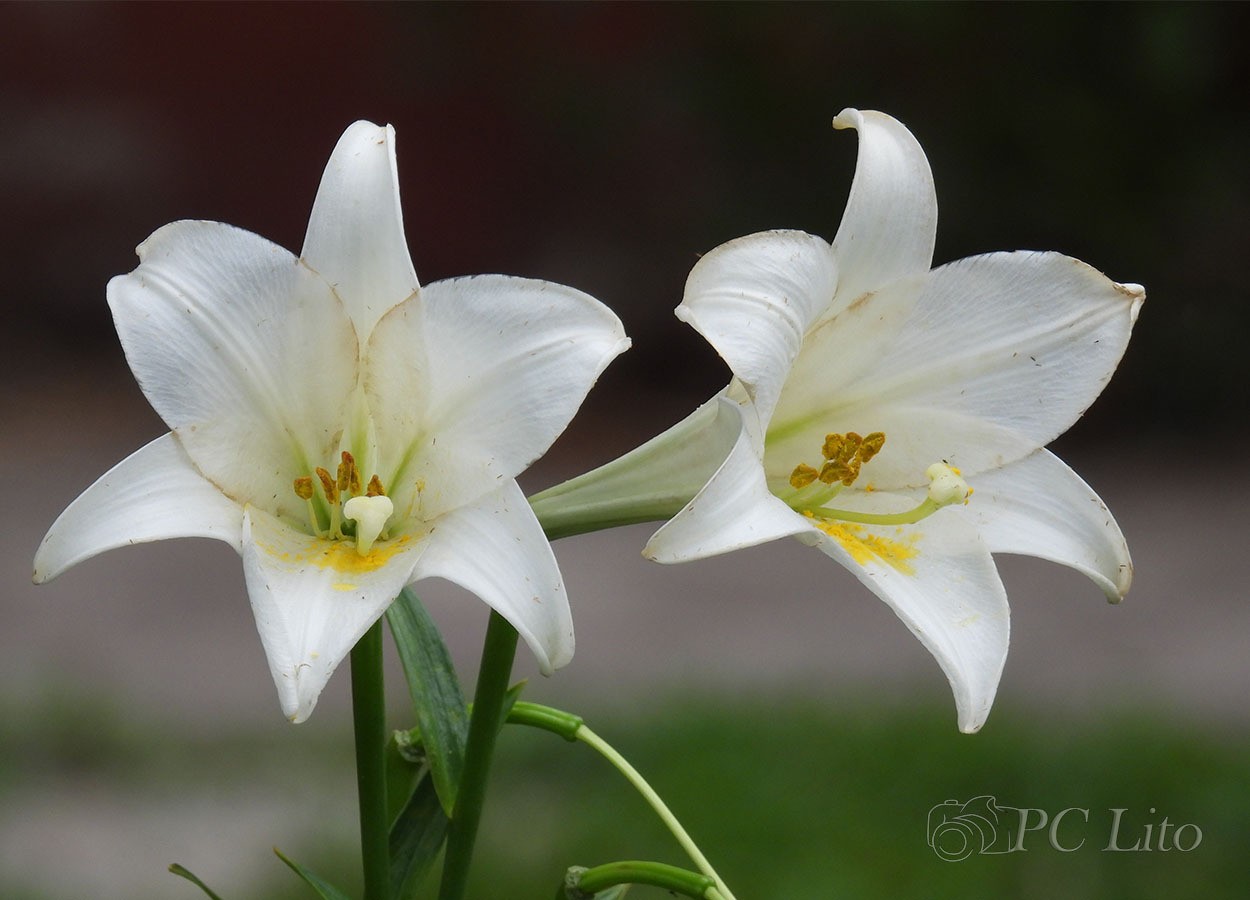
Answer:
[538,109,1142,733]
[34,122,629,723]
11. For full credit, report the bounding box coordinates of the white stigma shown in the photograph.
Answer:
[926,463,971,507]
[343,495,394,555]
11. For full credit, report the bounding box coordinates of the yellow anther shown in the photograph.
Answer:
[337,451,361,496]
[315,467,339,505]
[293,476,314,501]
[790,464,819,490]
[819,458,859,486]
[366,474,386,497]
[821,433,849,461]
[858,432,886,463]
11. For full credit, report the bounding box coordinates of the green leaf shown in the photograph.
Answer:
[385,727,427,825]
[390,770,450,899]
[386,588,468,817]
[593,888,632,900]
[273,849,352,900]
[168,864,226,900]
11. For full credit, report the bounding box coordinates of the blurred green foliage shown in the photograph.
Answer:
[3,692,1246,899]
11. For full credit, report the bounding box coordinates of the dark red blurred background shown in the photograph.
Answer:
[5,3,1248,454]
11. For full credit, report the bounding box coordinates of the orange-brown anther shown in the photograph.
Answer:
[366,474,386,497]
[820,459,859,486]
[316,467,339,504]
[821,433,846,461]
[337,451,362,495]
[859,432,886,463]
[789,463,819,490]
[293,476,315,501]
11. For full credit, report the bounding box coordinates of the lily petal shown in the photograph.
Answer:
[830,109,937,309]
[107,221,358,516]
[301,121,419,341]
[242,507,428,723]
[856,252,1142,443]
[34,433,243,583]
[366,275,628,520]
[968,448,1132,601]
[677,229,838,423]
[645,405,813,563]
[764,272,925,477]
[809,510,1009,733]
[778,252,1143,487]
[411,480,573,674]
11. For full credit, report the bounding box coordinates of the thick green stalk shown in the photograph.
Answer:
[437,611,519,900]
[351,621,390,900]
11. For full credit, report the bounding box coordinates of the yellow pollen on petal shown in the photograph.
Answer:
[807,514,920,576]
[258,533,416,584]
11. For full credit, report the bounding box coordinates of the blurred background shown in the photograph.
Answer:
[3,3,1248,899]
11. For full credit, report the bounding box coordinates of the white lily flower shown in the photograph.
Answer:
[34,121,629,723]
[538,109,1142,733]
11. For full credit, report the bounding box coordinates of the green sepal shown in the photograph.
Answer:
[168,863,226,900]
[385,588,468,817]
[273,849,352,900]
[389,769,450,899]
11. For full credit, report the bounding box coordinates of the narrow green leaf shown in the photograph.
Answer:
[593,887,632,900]
[272,849,351,900]
[168,864,226,900]
[386,588,468,817]
[389,770,450,899]
[385,728,427,825]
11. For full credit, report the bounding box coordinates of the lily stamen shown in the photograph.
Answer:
[297,455,393,548]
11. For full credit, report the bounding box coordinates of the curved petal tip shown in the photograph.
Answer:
[832,107,863,131]
[1116,281,1146,323]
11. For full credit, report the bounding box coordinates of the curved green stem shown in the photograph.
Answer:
[437,611,518,900]
[576,725,738,900]
[350,621,390,900]
[569,860,716,898]
[509,703,738,900]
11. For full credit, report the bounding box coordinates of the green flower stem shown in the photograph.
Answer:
[437,610,519,900]
[508,702,738,900]
[570,860,717,898]
[350,621,390,900]
[576,725,739,900]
